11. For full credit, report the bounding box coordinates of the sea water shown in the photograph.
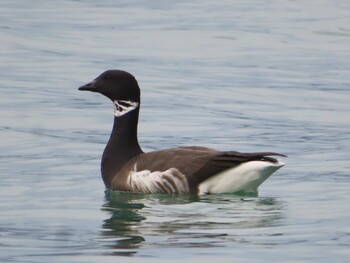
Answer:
[1,1,349,262]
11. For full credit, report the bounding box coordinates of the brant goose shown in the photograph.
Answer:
[79,70,286,195]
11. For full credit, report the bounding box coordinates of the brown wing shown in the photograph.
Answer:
[132,146,219,176]
[113,146,285,193]
[110,146,217,192]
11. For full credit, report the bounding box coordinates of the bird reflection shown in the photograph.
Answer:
[100,191,284,257]
[100,190,198,256]
[100,191,146,256]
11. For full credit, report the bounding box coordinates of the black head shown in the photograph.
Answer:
[78,70,140,102]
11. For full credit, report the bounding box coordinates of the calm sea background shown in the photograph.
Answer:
[1,1,350,262]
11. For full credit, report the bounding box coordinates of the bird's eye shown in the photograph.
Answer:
[105,74,111,80]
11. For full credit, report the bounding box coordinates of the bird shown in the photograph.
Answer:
[78,70,286,195]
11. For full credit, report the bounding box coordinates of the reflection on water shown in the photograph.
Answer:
[100,190,285,256]
[101,191,147,256]
[100,191,199,256]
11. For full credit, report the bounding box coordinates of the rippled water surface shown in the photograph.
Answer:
[1,1,350,262]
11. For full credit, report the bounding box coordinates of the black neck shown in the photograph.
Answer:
[101,106,143,187]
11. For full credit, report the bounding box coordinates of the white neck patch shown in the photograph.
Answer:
[113,100,139,117]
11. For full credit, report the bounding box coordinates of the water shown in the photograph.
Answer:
[1,0,350,262]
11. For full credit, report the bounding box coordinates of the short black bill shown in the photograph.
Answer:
[78,81,96,91]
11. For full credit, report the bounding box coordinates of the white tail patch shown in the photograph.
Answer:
[198,160,285,195]
[113,100,139,117]
[127,165,190,193]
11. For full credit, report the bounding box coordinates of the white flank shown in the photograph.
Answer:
[128,165,190,193]
[113,100,139,117]
[198,160,285,195]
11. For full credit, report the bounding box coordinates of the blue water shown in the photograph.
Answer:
[1,1,350,262]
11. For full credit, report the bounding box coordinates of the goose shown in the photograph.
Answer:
[79,70,286,195]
